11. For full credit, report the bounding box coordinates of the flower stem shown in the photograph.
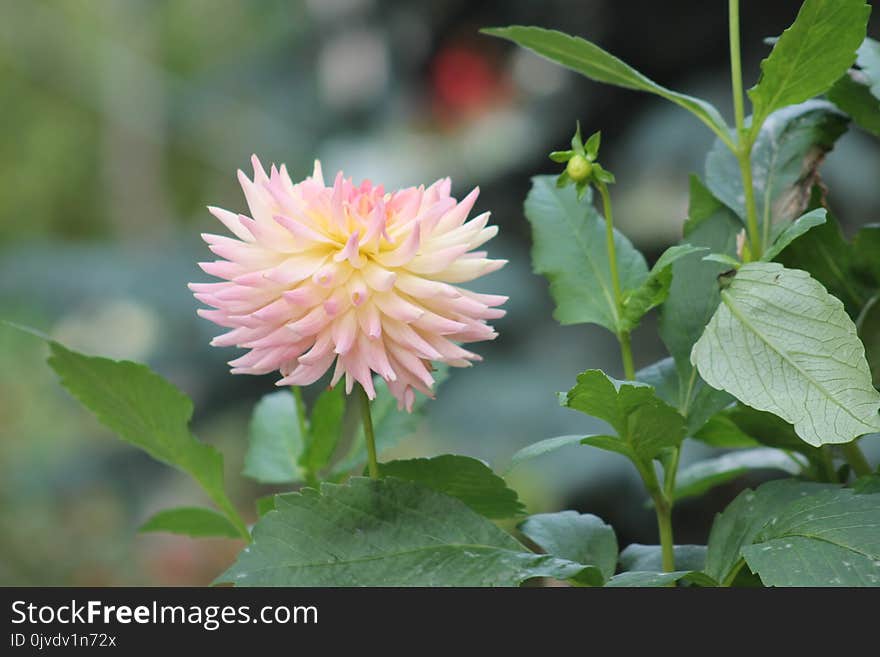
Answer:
[597,182,635,380]
[728,0,762,260]
[635,459,676,573]
[356,384,380,479]
[842,441,873,478]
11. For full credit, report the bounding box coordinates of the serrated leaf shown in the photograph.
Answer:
[747,0,869,131]
[46,341,246,537]
[507,435,585,472]
[377,455,525,519]
[619,544,707,573]
[300,385,346,478]
[673,448,806,502]
[219,478,589,587]
[243,390,304,484]
[139,507,241,539]
[761,208,826,262]
[692,262,880,446]
[563,370,686,460]
[739,486,880,586]
[637,357,732,436]
[706,101,848,243]
[705,479,837,584]
[659,177,741,418]
[519,511,617,585]
[524,176,648,332]
[482,26,730,142]
[620,244,707,332]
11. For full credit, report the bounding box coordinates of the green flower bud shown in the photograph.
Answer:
[565,154,593,182]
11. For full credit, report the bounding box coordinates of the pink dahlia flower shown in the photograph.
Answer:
[190,156,507,411]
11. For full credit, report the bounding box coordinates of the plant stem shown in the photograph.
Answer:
[728,0,762,260]
[597,182,635,380]
[635,460,676,572]
[842,441,873,478]
[819,446,838,483]
[356,384,380,479]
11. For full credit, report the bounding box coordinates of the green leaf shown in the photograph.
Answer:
[243,390,304,484]
[299,385,346,478]
[673,448,806,502]
[854,473,880,494]
[705,479,836,584]
[219,478,589,587]
[659,176,741,417]
[482,26,731,144]
[740,487,880,586]
[827,71,880,137]
[139,507,242,539]
[724,403,819,453]
[620,244,707,332]
[778,211,872,316]
[637,357,732,436]
[46,341,246,538]
[255,495,277,517]
[377,455,525,519]
[857,294,880,387]
[691,413,760,449]
[519,511,617,585]
[507,435,585,472]
[747,0,870,131]
[761,208,826,262]
[852,223,880,288]
[563,370,686,460]
[619,544,707,573]
[691,262,880,446]
[706,101,848,240]
[524,176,648,332]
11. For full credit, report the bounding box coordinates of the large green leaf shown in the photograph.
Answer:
[740,487,880,586]
[377,455,525,519]
[562,370,685,460]
[747,0,869,131]
[705,101,848,245]
[659,176,741,420]
[673,448,806,502]
[519,511,617,585]
[220,478,588,587]
[705,479,836,584]
[523,176,647,333]
[139,507,242,539]
[605,571,712,587]
[482,26,731,143]
[691,262,880,446]
[692,414,761,449]
[47,341,246,537]
[243,390,304,484]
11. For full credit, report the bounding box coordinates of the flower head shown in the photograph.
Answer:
[190,156,507,411]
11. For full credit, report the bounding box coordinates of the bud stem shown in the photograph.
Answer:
[356,384,380,479]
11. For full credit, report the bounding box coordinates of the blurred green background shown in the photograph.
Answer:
[2,0,878,585]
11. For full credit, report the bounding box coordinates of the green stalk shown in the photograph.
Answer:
[728,0,762,260]
[634,459,676,572]
[842,442,873,478]
[356,384,380,479]
[597,181,635,380]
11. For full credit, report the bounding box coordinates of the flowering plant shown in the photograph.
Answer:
[19,0,880,586]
